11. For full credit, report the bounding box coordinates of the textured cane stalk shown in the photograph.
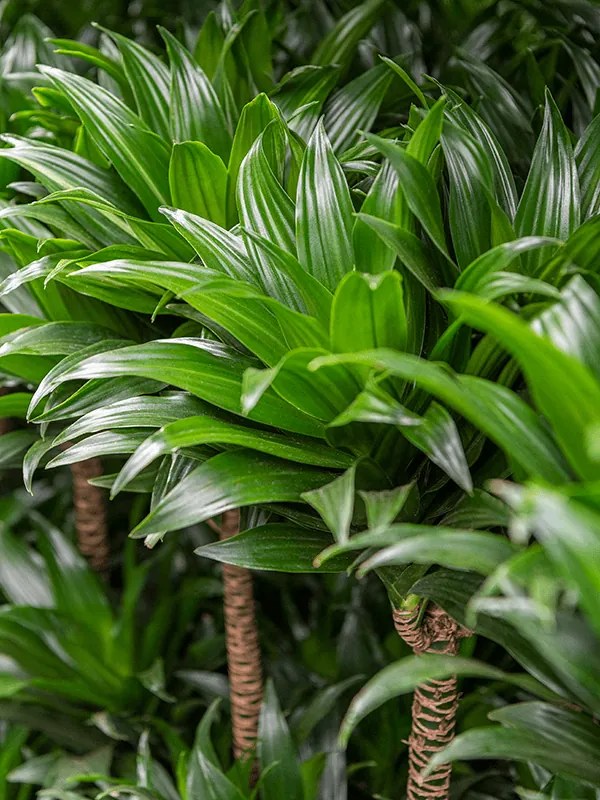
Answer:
[69,456,110,577]
[393,602,470,800]
[218,509,263,760]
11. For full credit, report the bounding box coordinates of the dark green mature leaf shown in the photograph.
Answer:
[30,339,325,437]
[576,110,600,219]
[196,525,352,572]
[311,0,387,68]
[100,28,171,140]
[39,66,171,219]
[515,92,580,274]
[169,143,227,227]
[258,680,303,800]
[352,162,400,273]
[113,415,352,495]
[366,133,450,258]
[444,292,600,480]
[312,350,569,482]
[339,655,551,747]
[54,393,207,444]
[428,703,600,785]
[442,122,495,268]
[131,450,332,539]
[324,64,391,153]
[296,121,354,290]
[160,27,231,162]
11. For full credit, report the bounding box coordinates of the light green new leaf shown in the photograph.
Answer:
[330,271,407,354]
[169,143,227,227]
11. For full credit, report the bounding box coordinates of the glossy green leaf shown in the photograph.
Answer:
[366,133,450,258]
[130,450,333,539]
[331,271,407,354]
[113,415,352,496]
[160,27,231,162]
[296,121,354,290]
[444,292,600,480]
[312,349,569,482]
[39,66,171,219]
[258,681,303,800]
[100,28,171,139]
[196,524,351,572]
[339,655,551,748]
[312,0,387,68]
[515,92,580,274]
[169,143,227,227]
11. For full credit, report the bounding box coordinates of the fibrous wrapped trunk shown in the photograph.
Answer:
[218,509,263,759]
[69,457,110,577]
[393,603,470,800]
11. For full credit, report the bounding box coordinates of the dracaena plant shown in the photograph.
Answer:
[1,7,600,799]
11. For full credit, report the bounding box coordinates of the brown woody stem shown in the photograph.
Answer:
[69,457,110,577]
[393,603,470,800]
[218,509,263,760]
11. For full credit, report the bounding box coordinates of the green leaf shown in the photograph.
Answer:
[515,92,580,274]
[99,28,171,140]
[330,271,407,354]
[302,466,356,543]
[237,123,297,301]
[324,64,391,153]
[366,133,450,258]
[169,143,227,227]
[296,120,354,290]
[0,392,31,419]
[130,450,333,539]
[31,339,324,438]
[353,162,400,274]
[358,528,515,577]
[311,0,387,69]
[39,66,171,219]
[443,291,600,481]
[401,402,472,493]
[160,28,231,162]
[339,655,551,748]
[355,214,441,293]
[312,349,569,482]
[258,680,303,800]
[196,524,351,572]
[427,703,600,786]
[112,415,352,495]
[575,110,600,219]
